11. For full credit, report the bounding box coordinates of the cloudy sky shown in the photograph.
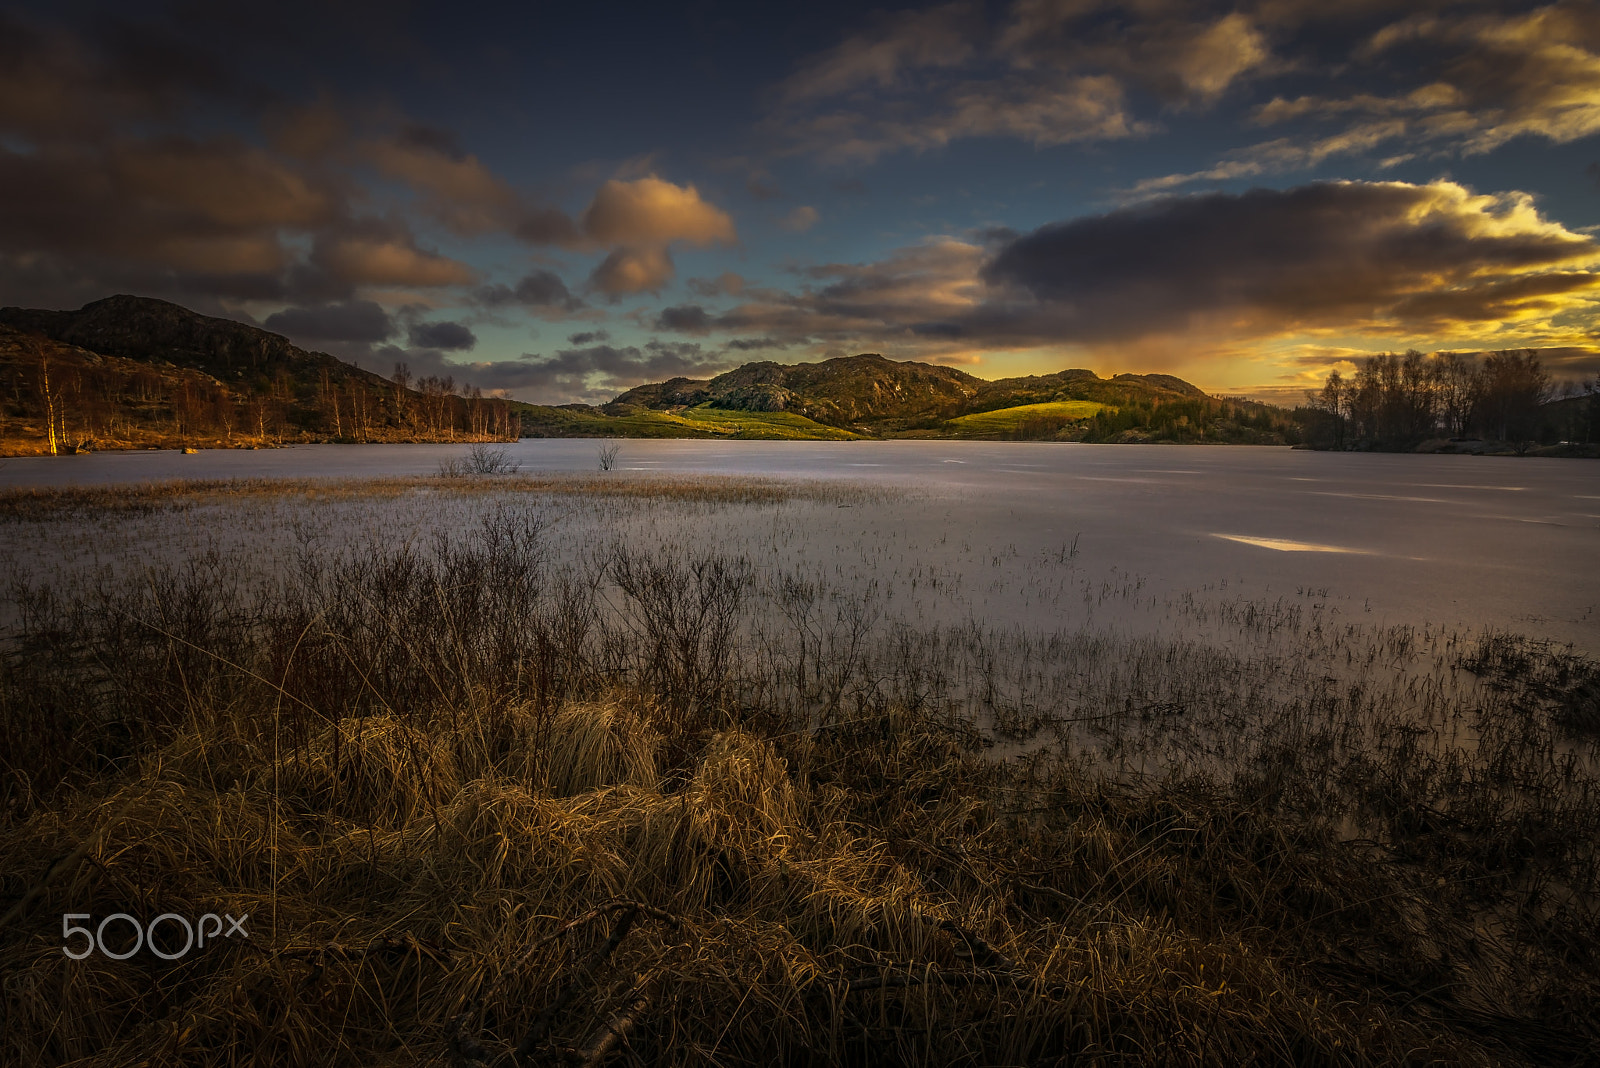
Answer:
[4,0,1600,404]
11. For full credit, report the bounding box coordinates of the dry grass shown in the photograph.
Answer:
[0,700,1470,1067]
[0,510,1595,1066]
[0,473,886,523]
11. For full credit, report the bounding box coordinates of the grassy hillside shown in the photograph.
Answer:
[519,402,857,440]
[609,355,1247,438]
[947,400,1108,439]
[610,354,986,432]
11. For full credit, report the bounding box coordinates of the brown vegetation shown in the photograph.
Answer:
[0,473,878,523]
[0,496,1596,1065]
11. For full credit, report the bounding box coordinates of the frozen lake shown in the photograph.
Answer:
[3,440,1596,652]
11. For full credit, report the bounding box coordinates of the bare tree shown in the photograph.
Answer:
[1307,369,1347,449]
[1480,349,1551,444]
[1431,352,1478,438]
[32,340,65,455]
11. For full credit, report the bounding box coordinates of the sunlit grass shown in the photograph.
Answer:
[520,402,858,440]
[948,400,1107,438]
[672,404,859,439]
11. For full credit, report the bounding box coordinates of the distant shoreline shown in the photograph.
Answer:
[4,436,1596,459]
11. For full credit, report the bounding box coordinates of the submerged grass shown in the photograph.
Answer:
[0,473,883,523]
[0,501,1596,1066]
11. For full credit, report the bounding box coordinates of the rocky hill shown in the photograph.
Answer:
[608,353,1215,433]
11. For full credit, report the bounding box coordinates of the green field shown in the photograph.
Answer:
[947,399,1108,437]
[519,402,857,440]
[673,404,858,439]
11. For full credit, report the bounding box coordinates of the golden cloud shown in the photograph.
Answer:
[580,176,737,247]
[314,235,477,288]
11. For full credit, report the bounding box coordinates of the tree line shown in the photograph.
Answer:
[1301,349,1597,451]
[1081,396,1299,444]
[9,339,521,453]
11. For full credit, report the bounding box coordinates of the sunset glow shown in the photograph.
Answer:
[4,1,1599,404]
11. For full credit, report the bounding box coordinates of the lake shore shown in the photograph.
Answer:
[1,471,1595,1065]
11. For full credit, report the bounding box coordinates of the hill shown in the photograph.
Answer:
[0,296,534,454]
[607,353,1295,443]
[0,296,863,454]
[0,294,1300,453]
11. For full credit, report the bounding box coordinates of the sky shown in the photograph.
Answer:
[4,0,1600,405]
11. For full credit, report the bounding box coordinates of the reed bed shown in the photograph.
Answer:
[0,473,883,524]
[1,502,1596,1066]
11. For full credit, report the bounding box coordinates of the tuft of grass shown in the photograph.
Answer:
[1463,631,1600,738]
[439,442,523,477]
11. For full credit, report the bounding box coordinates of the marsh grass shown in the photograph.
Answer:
[438,444,524,478]
[0,473,881,523]
[0,501,1597,1065]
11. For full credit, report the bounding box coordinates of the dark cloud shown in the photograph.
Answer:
[747,174,783,200]
[0,83,473,307]
[772,0,1600,174]
[0,15,500,312]
[362,123,583,243]
[654,304,714,333]
[512,209,585,245]
[687,272,746,298]
[771,0,1291,163]
[982,181,1598,341]
[0,9,245,141]
[306,214,475,290]
[695,181,1599,359]
[263,299,396,343]
[473,269,585,314]
[394,122,465,160]
[568,330,609,344]
[725,336,791,351]
[407,319,477,350]
[428,341,738,405]
[1138,4,1600,192]
[0,136,338,280]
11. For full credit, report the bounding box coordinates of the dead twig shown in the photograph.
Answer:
[516,904,642,1061]
[576,983,654,1068]
[937,918,1015,971]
